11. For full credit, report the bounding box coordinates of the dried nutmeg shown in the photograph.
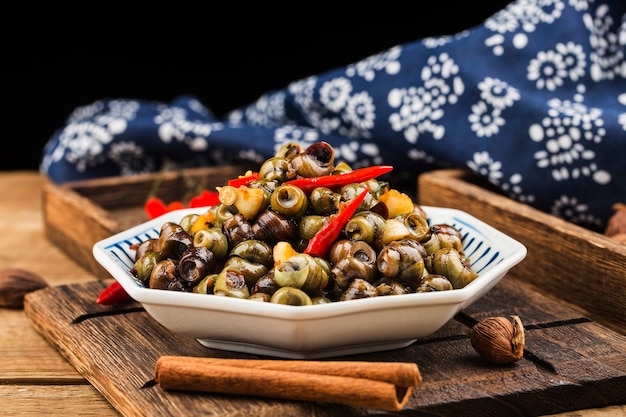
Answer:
[0,268,49,309]
[605,203,626,244]
[470,315,525,365]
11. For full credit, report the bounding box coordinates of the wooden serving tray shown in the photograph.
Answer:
[24,277,626,417]
[417,169,626,336]
[42,165,254,280]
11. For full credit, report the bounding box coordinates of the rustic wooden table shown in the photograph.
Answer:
[1,171,625,417]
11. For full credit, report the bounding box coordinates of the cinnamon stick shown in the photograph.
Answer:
[154,356,421,411]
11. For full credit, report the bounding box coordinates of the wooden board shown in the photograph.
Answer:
[418,169,626,336]
[42,165,254,280]
[24,278,626,417]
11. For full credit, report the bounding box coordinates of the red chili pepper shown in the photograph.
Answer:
[304,187,370,258]
[144,197,169,219]
[167,200,185,211]
[188,189,221,207]
[227,171,260,188]
[96,281,132,305]
[284,165,393,194]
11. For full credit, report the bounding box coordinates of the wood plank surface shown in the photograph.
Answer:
[0,171,121,416]
[1,385,118,416]
[3,171,625,416]
[0,309,81,380]
[23,278,626,417]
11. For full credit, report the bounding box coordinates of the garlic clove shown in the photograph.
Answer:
[470,315,525,364]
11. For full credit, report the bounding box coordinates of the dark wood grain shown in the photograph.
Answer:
[24,278,626,417]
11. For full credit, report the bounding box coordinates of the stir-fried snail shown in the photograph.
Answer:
[129,140,480,304]
[178,246,216,285]
[252,269,278,296]
[274,253,330,294]
[329,240,378,289]
[158,222,193,260]
[289,141,335,178]
[193,274,217,295]
[259,156,294,182]
[339,278,378,301]
[222,214,254,247]
[149,259,179,290]
[131,251,163,286]
[222,256,268,289]
[344,211,386,245]
[229,239,274,267]
[193,227,229,260]
[270,184,308,219]
[340,183,377,212]
[424,247,478,289]
[374,277,409,296]
[213,202,238,226]
[377,239,427,290]
[415,274,454,292]
[399,213,431,242]
[309,187,341,215]
[133,238,159,261]
[214,269,250,299]
[275,142,302,159]
[270,286,313,305]
[251,210,297,244]
[179,213,199,234]
[298,215,328,240]
[422,224,465,255]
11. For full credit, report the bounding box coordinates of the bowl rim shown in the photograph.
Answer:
[92,205,527,320]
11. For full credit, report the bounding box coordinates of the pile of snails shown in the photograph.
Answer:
[129,141,479,305]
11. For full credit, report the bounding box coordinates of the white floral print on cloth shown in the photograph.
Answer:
[40,0,625,233]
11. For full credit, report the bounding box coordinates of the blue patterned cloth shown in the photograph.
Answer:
[41,0,625,233]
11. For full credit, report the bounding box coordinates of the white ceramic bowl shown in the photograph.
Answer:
[93,206,526,359]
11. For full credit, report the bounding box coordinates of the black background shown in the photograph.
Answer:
[4,3,512,171]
